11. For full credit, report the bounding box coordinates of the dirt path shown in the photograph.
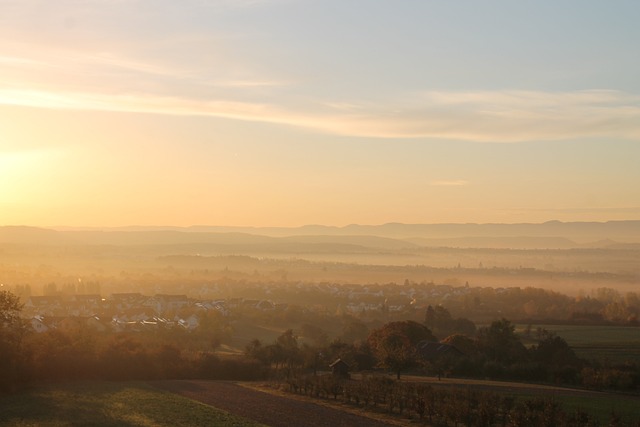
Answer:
[153,380,396,427]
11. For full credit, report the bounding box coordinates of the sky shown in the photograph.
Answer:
[1,0,639,227]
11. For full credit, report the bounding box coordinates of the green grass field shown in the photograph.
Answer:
[0,382,265,427]
[402,375,640,424]
[3,379,638,426]
[517,324,640,363]
[551,393,640,424]
[503,389,640,424]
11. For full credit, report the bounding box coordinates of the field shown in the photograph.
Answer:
[517,324,640,363]
[0,382,264,427]
[399,375,640,424]
[155,380,396,427]
[1,379,638,426]
[0,381,393,427]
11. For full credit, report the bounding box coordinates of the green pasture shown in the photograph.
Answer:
[517,324,640,363]
[406,375,640,424]
[0,382,264,427]
[552,393,640,425]
[496,389,640,424]
[488,390,640,424]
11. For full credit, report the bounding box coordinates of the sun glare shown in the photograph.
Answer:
[0,153,26,198]
[0,149,53,202]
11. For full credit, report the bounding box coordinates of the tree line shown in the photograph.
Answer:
[1,289,638,397]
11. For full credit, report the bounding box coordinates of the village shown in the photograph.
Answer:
[17,274,640,339]
[17,279,487,339]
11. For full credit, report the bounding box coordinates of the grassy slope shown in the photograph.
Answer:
[0,382,266,427]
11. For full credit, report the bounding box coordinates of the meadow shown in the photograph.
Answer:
[0,382,264,427]
[1,377,638,426]
[518,324,640,363]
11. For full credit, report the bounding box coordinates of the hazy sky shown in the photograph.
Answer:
[1,0,639,227]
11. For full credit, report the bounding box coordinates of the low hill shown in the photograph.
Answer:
[2,220,640,250]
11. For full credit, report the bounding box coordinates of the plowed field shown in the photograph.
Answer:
[153,380,394,427]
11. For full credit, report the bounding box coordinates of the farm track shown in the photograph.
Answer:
[153,380,397,427]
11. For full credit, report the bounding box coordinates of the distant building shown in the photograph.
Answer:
[255,300,276,311]
[144,294,190,314]
[25,296,64,316]
[30,316,50,333]
[417,341,464,361]
[109,293,148,310]
[329,358,350,379]
[177,314,200,330]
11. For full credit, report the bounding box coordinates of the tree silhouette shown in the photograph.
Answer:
[368,320,436,379]
[0,291,25,391]
[477,318,526,364]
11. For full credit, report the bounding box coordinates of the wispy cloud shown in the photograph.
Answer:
[1,0,639,147]
[2,0,639,144]
[0,88,320,136]
[329,90,640,141]
[1,40,639,143]
[2,86,639,143]
[213,80,292,88]
[430,180,469,187]
[214,0,294,7]
[0,55,44,66]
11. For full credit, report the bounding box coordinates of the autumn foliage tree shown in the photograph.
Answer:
[424,305,476,339]
[368,320,436,379]
[0,291,25,392]
[477,318,527,365]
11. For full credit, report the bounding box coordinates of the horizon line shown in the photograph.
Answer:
[2,219,639,231]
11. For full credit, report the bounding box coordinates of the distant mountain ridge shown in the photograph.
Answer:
[1,221,639,249]
[53,220,640,239]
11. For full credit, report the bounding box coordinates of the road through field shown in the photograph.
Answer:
[153,380,396,427]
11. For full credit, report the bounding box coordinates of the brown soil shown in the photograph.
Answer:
[152,380,397,427]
